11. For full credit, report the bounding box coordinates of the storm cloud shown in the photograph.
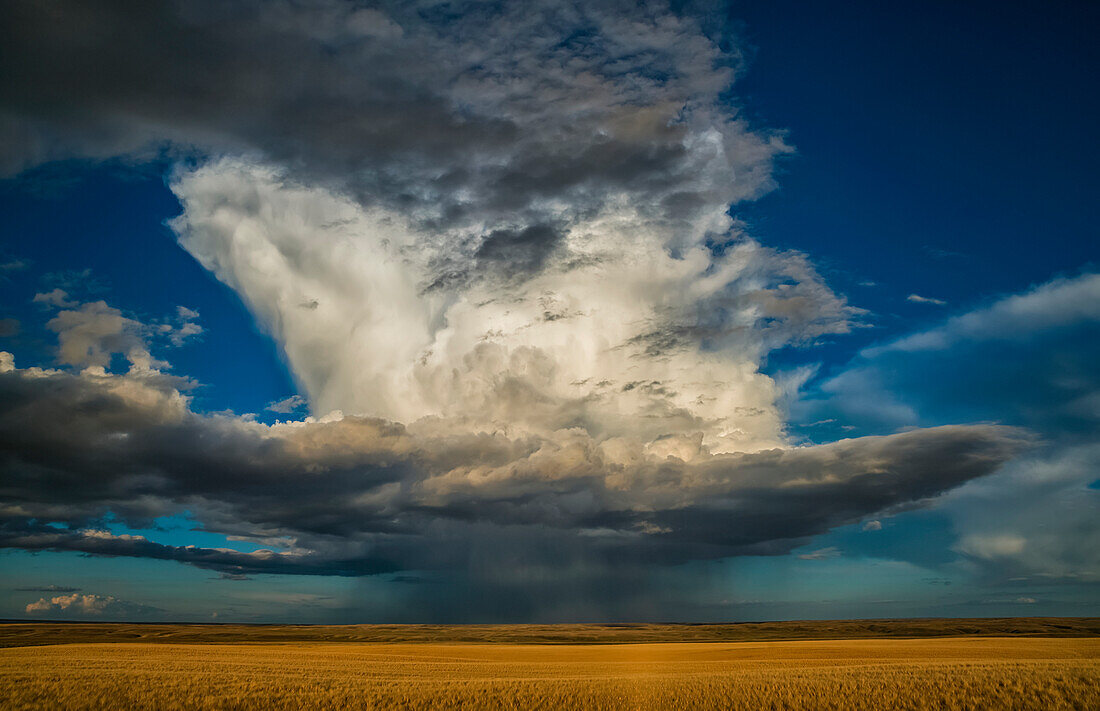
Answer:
[0,352,1026,581]
[0,0,1052,616]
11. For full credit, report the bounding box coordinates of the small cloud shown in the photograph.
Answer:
[346,8,404,39]
[33,288,77,309]
[956,533,1026,560]
[169,321,203,346]
[299,299,319,310]
[0,318,19,337]
[217,573,251,581]
[25,593,162,619]
[267,394,307,414]
[0,259,29,274]
[922,577,952,586]
[858,280,876,287]
[634,521,672,535]
[1015,596,1037,604]
[907,293,947,306]
[861,519,882,531]
[14,584,81,593]
[168,306,204,346]
[798,546,841,560]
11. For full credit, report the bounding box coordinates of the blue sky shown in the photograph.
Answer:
[0,0,1096,623]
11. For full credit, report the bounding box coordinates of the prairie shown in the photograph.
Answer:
[1,636,1097,710]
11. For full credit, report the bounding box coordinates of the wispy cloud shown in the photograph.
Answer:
[907,293,947,306]
[266,395,307,414]
[798,547,842,560]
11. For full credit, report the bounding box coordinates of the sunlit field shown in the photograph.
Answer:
[2,623,1097,710]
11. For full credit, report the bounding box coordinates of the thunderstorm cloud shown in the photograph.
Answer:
[0,0,1074,616]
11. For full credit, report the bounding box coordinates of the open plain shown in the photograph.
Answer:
[1,619,1097,710]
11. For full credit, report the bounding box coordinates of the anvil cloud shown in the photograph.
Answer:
[0,0,1070,617]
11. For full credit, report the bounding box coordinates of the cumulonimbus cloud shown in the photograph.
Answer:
[0,0,1043,611]
[0,352,1027,578]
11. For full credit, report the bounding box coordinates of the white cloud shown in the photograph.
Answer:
[176,306,200,321]
[956,533,1027,559]
[25,593,161,618]
[171,161,858,454]
[267,395,307,414]
[46,301,162,372]
[883,273,1100,355]
[798,546,841,560]
[906,293,946,306]
[0,351,1024,583]
[33,288,77,309]
[167,307,204,347]
[862,520,882,531]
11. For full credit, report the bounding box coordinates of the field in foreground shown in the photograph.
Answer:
[1,637,1097,710]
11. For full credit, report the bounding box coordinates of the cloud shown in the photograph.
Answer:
[798,272,1100,583]
[0,0,1070,616]
[906,293,946,306]
[45,300,157,372]
[33,288,77,309]
[798,546,841,560]
[4,1,841,461]
[13,584,81,593]
[5,526,395,578]
[167,305,203,347]
[946,444,1100,583]
[266,395,307,414]
[809,272,1100,435]
[886,273,1100,355]
[24,592,162,619]
[0,346,1026,587]
[1,0,785,234]
[861,520,882,531]
[171,160,859,454]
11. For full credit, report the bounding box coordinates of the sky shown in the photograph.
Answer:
[0,0,1096,623]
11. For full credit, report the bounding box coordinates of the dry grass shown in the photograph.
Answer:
[1,637,1097,710]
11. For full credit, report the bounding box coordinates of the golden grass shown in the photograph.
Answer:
[1,637,1097,710]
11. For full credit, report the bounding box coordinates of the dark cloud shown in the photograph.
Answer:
[475,224,562,279]
[0,359,1026,591]
[1,522,396,577]
[13,584,81,593]
[0,0,775,244]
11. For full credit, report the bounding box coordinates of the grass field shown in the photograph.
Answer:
[1,636,1097,710]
